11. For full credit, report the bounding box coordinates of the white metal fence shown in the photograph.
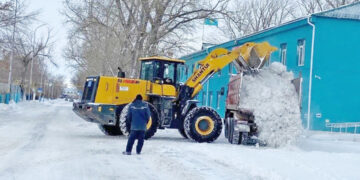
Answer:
[326,122,360,134]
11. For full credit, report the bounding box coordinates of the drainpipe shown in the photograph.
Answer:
[307,16,315,130]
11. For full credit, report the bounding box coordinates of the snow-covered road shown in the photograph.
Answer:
[0,100,360,180]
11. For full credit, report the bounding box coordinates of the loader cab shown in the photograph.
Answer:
[139,57,185,87]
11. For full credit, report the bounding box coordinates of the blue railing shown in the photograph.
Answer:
[0,84,22,104]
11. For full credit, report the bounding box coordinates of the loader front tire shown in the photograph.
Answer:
[178,127,188,139]
[98,125,123,136]
[184,107,222,143]
[119,103,159,140]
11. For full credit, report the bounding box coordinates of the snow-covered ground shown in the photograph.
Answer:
[0,100,360,180]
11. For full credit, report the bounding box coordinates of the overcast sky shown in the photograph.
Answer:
[27,0,72,86]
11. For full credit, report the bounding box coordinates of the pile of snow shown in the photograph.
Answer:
[0,103,8,111]
[239,62,303,147]
[0,101,18,111]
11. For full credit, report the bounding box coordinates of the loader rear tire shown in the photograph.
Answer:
[224,118,229,139]
[228,118,234,143]
[98,125,123,136]
[178,127,188,139]
[119,103,159,140]
[227,118,241,144]
[184,107,222,143]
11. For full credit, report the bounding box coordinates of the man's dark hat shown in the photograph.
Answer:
[135,94,142,101]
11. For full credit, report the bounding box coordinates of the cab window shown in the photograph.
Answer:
[163,62,175,84]
[140,61,154,81]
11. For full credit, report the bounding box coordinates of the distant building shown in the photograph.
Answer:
[180,2,360,131]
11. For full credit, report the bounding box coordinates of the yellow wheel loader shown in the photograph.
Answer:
[73,42,276,143]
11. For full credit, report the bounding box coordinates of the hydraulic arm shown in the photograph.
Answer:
[185,42,277,98]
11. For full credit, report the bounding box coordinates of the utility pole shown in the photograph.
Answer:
[29,55,34,100]
[40,61,43,100]
[7,0,18,94]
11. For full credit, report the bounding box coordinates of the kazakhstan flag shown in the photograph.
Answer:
[204,18,218,26]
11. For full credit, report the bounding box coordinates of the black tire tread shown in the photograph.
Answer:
[184,106,222,143]
[178,127,188,139]
[98,124,123,136]
[119,103,159,140]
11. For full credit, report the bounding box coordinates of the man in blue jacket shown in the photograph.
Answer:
[123,94,151,155]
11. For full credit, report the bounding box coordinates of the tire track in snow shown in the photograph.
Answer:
[0,102,59,178]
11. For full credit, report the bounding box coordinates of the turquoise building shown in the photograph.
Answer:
[180,3,360,131]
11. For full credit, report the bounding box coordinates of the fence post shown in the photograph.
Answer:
[5,93,10,104]
[345,123,348,133]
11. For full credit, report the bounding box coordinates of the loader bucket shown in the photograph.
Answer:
[234,42,277,72]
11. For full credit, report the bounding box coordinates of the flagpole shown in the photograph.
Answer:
[202,19,205,49]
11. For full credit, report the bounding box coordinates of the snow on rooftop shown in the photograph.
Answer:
[316,2,360,20]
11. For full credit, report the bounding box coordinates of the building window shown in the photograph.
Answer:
[266,54,271,66]
[228,63,233,75]
[216,91,221,109]
[190,65,194,77]
[280,43,287,65]
[202,91,206,105]
[297,39,305,66]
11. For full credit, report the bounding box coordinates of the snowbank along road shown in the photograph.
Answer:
[0,100,360,180]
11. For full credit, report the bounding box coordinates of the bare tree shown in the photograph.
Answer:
[10,27,53,87]
[63,0,229,78]
[0,0,37,41]
[221,0,297,39]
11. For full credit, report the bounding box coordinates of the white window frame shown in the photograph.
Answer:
[297,39,305,66]
[216,91,221,109]
[280,43,287,65]
[266,54,271,66]
[228,63,234,75]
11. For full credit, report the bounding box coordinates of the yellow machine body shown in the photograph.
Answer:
[93,77,177,105]
[93,56,183,105]
[74,41,277,142]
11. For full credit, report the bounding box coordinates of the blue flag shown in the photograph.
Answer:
[204,18,218,26]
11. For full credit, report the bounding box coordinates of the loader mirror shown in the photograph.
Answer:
[117,67,125,78]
